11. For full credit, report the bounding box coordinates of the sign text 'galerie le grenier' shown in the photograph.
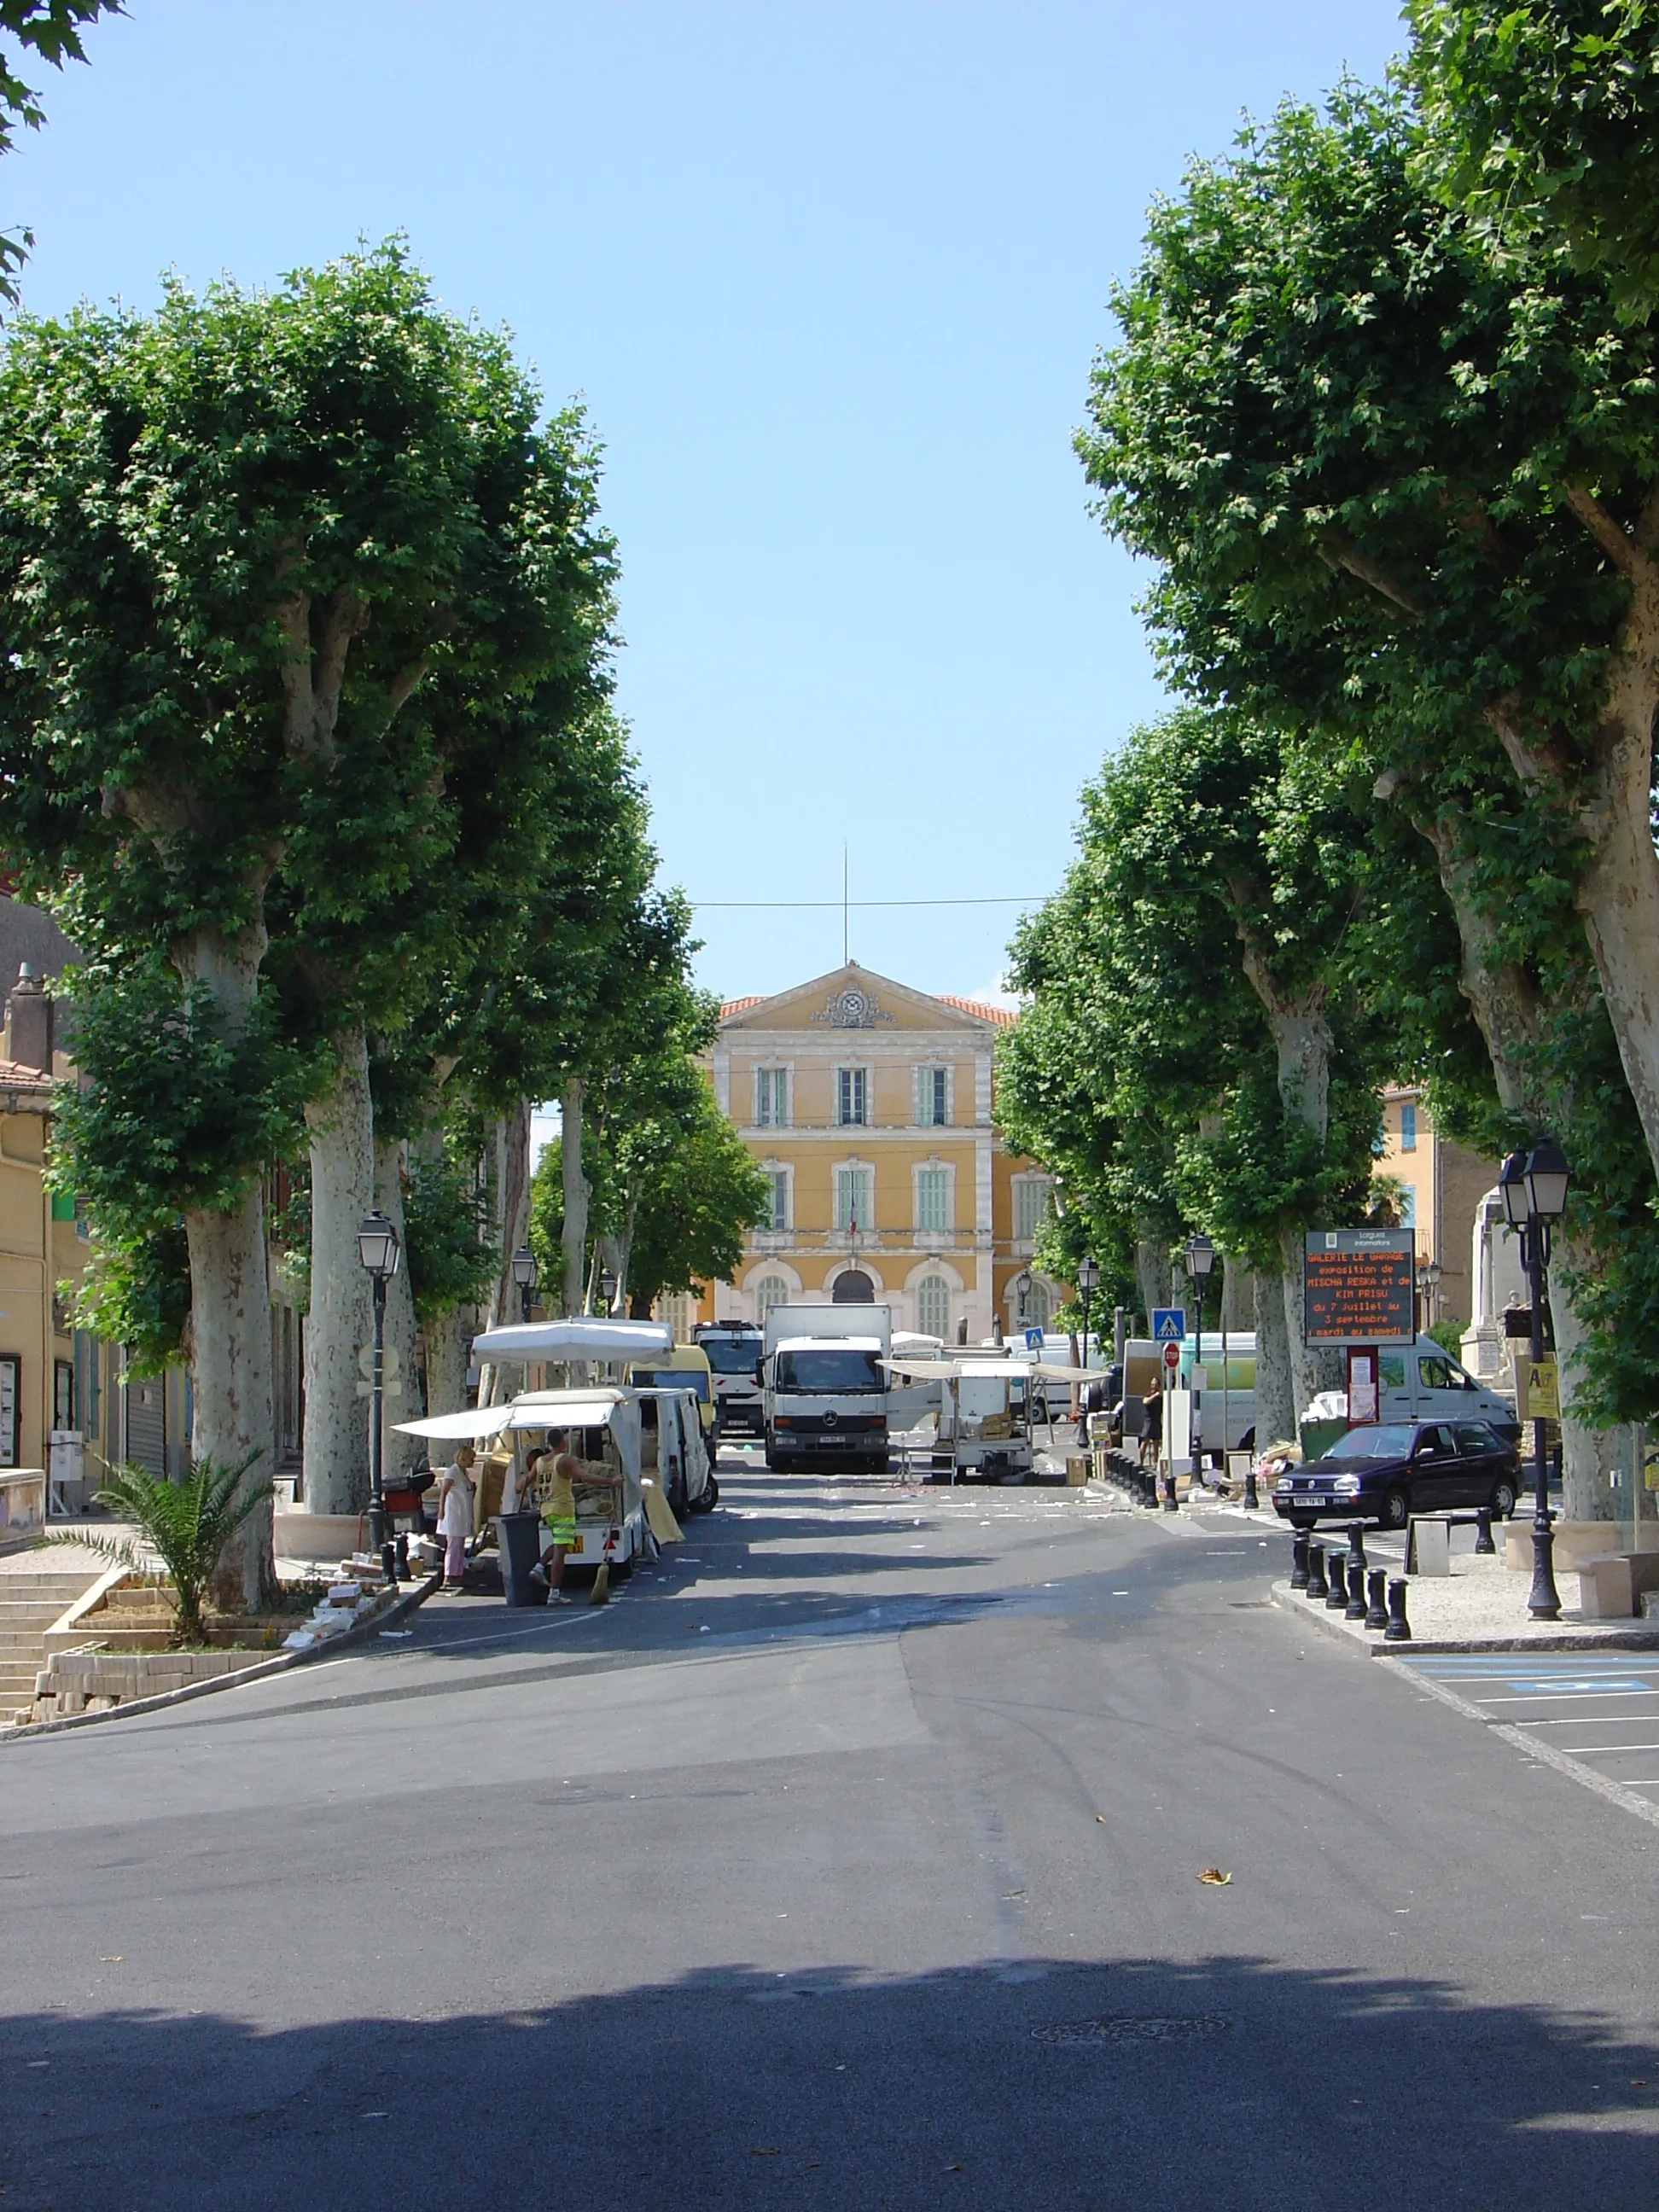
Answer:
[1303,1230,1417,1346]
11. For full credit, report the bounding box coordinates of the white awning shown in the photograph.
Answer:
[393,1406,517,1442]
[507,1396,626,1433]
[472,1317,672,1360]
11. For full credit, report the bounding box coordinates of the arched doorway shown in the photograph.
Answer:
[832,1269,875,1304]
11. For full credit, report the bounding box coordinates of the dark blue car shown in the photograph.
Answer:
[1272,1419,1520,1531]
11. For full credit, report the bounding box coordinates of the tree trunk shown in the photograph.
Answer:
[562,1075,589,1316]
[172,921,276,1611]
[422,1305,467,1418]
[375,1138,422,1476]
[477,1102,531,1407]
[1489,559,1659,1185]
[302,1024,375,1514]
[186,1186,276,1614]
[1133,1237,1170,1331]
[1550,1227,1622,1525]
[1254,1266,1295,1447]
[1278,1225,1322,1428]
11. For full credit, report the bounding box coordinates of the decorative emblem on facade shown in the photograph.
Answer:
[812,987,894,1029]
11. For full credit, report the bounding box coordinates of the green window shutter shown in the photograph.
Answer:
[50,1190,76,1221]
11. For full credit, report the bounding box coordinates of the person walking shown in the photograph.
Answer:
[1139,1372,1163,1470]
[435,1446,476,1591]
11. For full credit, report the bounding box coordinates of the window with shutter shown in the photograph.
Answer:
[916,1167,949,1233]
[753,1275,790,1322]
[915,1066,949,1126]
[837,1068,868,1126]
[754,1067,789,1126]
[834,1166,873,1231]
[1014,1178,1052,1242]
[767,1171,789,1231]
[916,1275,951,1340]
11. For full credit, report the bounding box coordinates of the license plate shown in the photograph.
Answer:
[1301,1493,1331,1506]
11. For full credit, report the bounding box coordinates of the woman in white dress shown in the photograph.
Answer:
[435,1446,476,1590]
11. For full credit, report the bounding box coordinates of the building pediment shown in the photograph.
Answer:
[720,963,1008,1036]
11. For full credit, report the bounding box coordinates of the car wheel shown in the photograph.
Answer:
[1380,1484,1410,1531]
[703,1474,719,1508]
[1490,1477,1516,1520]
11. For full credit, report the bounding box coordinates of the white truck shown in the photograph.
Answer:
[763,1301,892,1473]
[693,1318,766,1438]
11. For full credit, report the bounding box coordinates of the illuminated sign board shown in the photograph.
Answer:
[1304,1230,1416,1346]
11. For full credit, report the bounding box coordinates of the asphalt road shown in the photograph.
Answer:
[3,1452,1656,2211]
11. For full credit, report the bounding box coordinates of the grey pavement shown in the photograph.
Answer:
[1,1452,1655,2210]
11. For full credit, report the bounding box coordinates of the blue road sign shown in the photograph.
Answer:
[1151,1307,1186,1343]
[1024,1325,1045,1350]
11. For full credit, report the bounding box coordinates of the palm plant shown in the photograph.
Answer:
[90,1455,275,1647]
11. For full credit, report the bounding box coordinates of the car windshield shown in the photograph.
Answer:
[700,1338,760,1374]
[774,1349,884,1394]
[634,1369,708,1400]
[1319,1423,1415,1461]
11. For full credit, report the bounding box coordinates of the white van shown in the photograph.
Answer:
[1121,1334,1518,1452]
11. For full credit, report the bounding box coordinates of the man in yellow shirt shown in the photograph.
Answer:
[536,1430,620,1604]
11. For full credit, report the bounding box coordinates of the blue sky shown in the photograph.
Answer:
[7,0,1406,1006]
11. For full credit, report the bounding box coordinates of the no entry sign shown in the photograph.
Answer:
[1304,1230,1416,1346]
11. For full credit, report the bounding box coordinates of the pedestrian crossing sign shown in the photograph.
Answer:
[1152,1307,1185,1343]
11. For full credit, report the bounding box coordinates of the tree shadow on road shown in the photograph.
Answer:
[3,1952,1654,2211]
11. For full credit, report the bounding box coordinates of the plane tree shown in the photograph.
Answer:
[0,243,614,1582]
[1082,84,1659,1203]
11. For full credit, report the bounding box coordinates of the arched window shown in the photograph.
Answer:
[916,1274,951,1341]
[831,1269,875,1304]
[752,1275,790,1324]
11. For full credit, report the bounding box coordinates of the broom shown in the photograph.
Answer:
[590,1529,614,1606]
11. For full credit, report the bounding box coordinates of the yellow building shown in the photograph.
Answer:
[693,963,1059,1342]
[1374,1082,1497,1332]
[0,966,96,1502]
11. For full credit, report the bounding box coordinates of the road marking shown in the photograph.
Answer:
[1560,1743,1659,1755]
[1384,1659,1659,1831]
[1474,1688,1659,1703]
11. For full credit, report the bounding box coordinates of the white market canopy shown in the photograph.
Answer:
[393,1406,517,1443]
[880,1356,1115,1385]
[471,1318,672,1361]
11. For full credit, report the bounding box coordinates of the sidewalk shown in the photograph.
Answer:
[1273,1547,1659,1655]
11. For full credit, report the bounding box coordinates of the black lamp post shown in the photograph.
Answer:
[1075,1253,1100,1449]
[511,1243,538,1324]
[1500,1138,1571,1621]
[599,1266,618,1316]
[1185,1232,1214,1489]
[1416,1257,1443,1334]
[358,1210,403,1587]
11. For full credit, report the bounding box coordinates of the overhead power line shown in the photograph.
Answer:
[690,894,1045,911]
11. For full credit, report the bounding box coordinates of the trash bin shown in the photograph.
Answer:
[495,1511,547,1608]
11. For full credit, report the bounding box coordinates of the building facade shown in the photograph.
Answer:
[1374,1082,1499,1336]
[695,963,1058,1342]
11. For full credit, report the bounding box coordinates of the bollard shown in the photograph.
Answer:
[1305,1542,1329,1602]
[1290,1530,1311,1589]
[1243,1459,1260,1511]
[1384,1577,1412,1642]
[1346,1522,1367,1575]
[1365,1567,1388,1631]
[1345,1556,1370,1621]
[1474,1506,1495,1556]
[1325,1551,1350,1610]
[1162,1466,1179,1513]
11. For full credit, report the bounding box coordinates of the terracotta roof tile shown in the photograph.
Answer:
[935,994,1017,1027]
[719,995,765,1019]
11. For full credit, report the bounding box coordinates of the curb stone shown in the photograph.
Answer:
[1269,1580,1659,1656]
[0,1568,442,1745]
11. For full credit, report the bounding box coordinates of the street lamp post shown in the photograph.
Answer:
[1499,1138,1571,1621]
[599,1266,618,1316]
[1416,1257,1443,1336]
[511,1243,538,1324]
[1075,1254,1100,1450]
[357,1211,403,1588]
[1184,1233,1214,1494]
